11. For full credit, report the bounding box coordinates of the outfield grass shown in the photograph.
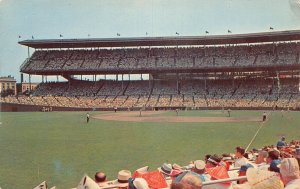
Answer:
[0,110,299,189]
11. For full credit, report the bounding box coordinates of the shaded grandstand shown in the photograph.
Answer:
[1,30,300,111]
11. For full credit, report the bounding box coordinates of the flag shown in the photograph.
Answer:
[117,33,120,36]
[60,34,63,37]
[175,32,179,35]
[228,30,232,33]
[205,31,209,34]
[270,27,274,30]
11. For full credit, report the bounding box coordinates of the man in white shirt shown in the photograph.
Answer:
[234,147,249,168]
[255,150,269,171]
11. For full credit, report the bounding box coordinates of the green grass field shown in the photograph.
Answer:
[0,110,299,189]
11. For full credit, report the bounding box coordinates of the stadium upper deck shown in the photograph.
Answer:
[19,30,300,76]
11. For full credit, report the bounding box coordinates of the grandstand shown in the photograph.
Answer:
[1,30,300,111]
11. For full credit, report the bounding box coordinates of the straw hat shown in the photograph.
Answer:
[111,170,132,187]
[158,163,172,175]
[246,168,284,189]
[158,163,182,177]
[194,160,205,171]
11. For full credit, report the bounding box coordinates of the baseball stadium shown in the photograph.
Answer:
[1,28,300,189]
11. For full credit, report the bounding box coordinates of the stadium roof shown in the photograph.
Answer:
[19,30,300,49]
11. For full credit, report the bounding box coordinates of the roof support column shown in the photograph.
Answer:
[29,74,31,93]
[176,73,179,94]
[27,47,30,58]
[121,74,124,91]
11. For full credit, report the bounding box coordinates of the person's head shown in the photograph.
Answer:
[192,160,205,174]
[172,173,202,189]
[295,148,300,159]
[235,146,245,158]
[269,159,281,173]
[280,158,300,185]
[205,154,221,168]
[94,171,106,183]
[281,136,285,141]
[180,173,202,189]
[204,154,211,164]
[222,154,235,166]
[255,150,268,164]
[267,150,280,163]
[238,164,254,184]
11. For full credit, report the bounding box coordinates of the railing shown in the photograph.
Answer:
[99,176,248,189]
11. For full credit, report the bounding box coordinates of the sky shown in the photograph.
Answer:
[0,0,300,82]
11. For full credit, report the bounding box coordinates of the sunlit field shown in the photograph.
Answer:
[0,110,299,189]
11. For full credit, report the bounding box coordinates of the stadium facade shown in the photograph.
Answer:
[1,30,300,111]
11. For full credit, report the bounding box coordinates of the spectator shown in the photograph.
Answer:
[295,148,300,167]
[94,171,107,187]
[173,172,203,189]
[204,154,212,164]
[237,164,253,184]
[189,160,209,182]
[268,150,281,173]
[255,150,269,171]
[234,147,249,167]
[205,154,222,168]
[279,158,300,188]
[277,137,287,149]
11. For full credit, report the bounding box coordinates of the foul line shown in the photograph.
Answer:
[245,112,271,152]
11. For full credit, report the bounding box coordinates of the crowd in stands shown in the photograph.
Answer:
[35,138,300,189]
[21,42,300,73]
[1,78,300,109]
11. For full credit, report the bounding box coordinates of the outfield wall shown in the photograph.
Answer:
[1,102,299,112]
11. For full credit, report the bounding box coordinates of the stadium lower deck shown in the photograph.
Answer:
[1,78,300,109]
